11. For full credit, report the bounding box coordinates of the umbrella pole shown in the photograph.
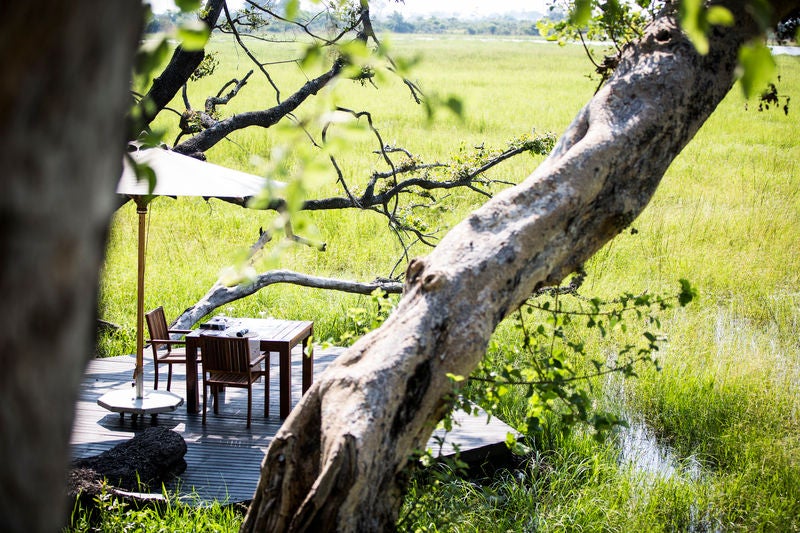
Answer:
[97,193,182,419]
[135,201,148,399]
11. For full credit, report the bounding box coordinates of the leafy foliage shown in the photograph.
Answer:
[190,51,219,81]
[538,0,659,88]
[456,278,696,444]
[395,277,696,530]
[332,274,695,454]
[329,288,398,347]
[133,2,213,138]
[757,81,791,114]
[679,0,734,55]
[540,0,783,98]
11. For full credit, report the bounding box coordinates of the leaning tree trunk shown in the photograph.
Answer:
[241,3,779,531]
[0,3,140,532]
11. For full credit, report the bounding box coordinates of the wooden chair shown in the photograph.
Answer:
[145,306,191,391]
[199,334,269,428]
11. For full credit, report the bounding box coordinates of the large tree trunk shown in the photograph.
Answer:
[241,4,772,532]
[0,3,140,532]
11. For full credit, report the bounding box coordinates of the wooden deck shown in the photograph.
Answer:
[72,346,516,503]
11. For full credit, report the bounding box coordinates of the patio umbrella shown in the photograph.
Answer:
[107,145,273,411]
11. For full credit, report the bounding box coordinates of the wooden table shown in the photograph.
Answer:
[185,318,313,419]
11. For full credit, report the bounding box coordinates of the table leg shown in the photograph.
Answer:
[302,335,313,394]
[280,347,291,419]
[186,338,199,414]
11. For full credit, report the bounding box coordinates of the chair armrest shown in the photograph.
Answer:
[168,328,192,335]
[150,338,185,346]
[250,351,267,367]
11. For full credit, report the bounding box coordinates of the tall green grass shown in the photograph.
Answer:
[99,33,800,529]
[64,490,244,532]
[100,35,593,353]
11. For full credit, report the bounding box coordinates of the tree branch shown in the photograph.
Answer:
[205,70,253,114]
[135,0,225,126]
[172,60,343,155]
[173,271,402,330]
[222,2,282,102]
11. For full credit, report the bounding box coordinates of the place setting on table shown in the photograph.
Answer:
[197,316,258,338]
[185,314,315,419]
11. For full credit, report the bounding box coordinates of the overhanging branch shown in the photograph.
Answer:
[135,0,226,126]
[173,61,343,155]
[174,271,402,329]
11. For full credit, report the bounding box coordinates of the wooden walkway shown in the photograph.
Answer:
[71,346,516,503]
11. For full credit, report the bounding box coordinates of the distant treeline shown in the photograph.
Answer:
[373,12,553,36]
[145,9,561,37]
[145,4,797,42]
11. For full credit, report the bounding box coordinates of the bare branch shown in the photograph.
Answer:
[173,60,343,155]
[223,2,283,102]
[173,271,403,330]
[243,0,364,45]
[205,70,253,113]
[284,220,327,252]
[357,0,425,104]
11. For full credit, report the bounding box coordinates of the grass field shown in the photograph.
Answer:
[96,33,800,531]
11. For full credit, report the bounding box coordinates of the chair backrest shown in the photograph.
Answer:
[145,306,170,352]
[200,335,253,375]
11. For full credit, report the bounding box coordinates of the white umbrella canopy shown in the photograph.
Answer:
[118,146,271,199]
[114,145,277,403]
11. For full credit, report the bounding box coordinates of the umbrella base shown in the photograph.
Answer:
[97,389,184,416]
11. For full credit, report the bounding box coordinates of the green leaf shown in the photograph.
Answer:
[570,0,593,26]
[536,20,557,40]
[392,54,421,76]
[133,161,158,195]
[174,0,202,11]
[443,96,464,119]
[706,5,734,26]
[679,0,709,55]
[339,40,371,61]
[138,128,166,149]
[285,0,300,20]
[135,36,170,78]
[738,41,776,99]
[299,42,323,70]
[177,21,210,51]
[678,278,697,306]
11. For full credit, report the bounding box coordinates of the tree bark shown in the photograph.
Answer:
[241,5,768,532]
[0,3,140,532]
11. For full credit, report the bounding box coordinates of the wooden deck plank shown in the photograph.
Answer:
[71,346,517,503]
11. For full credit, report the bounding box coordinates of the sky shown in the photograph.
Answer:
[148,0,550,17]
